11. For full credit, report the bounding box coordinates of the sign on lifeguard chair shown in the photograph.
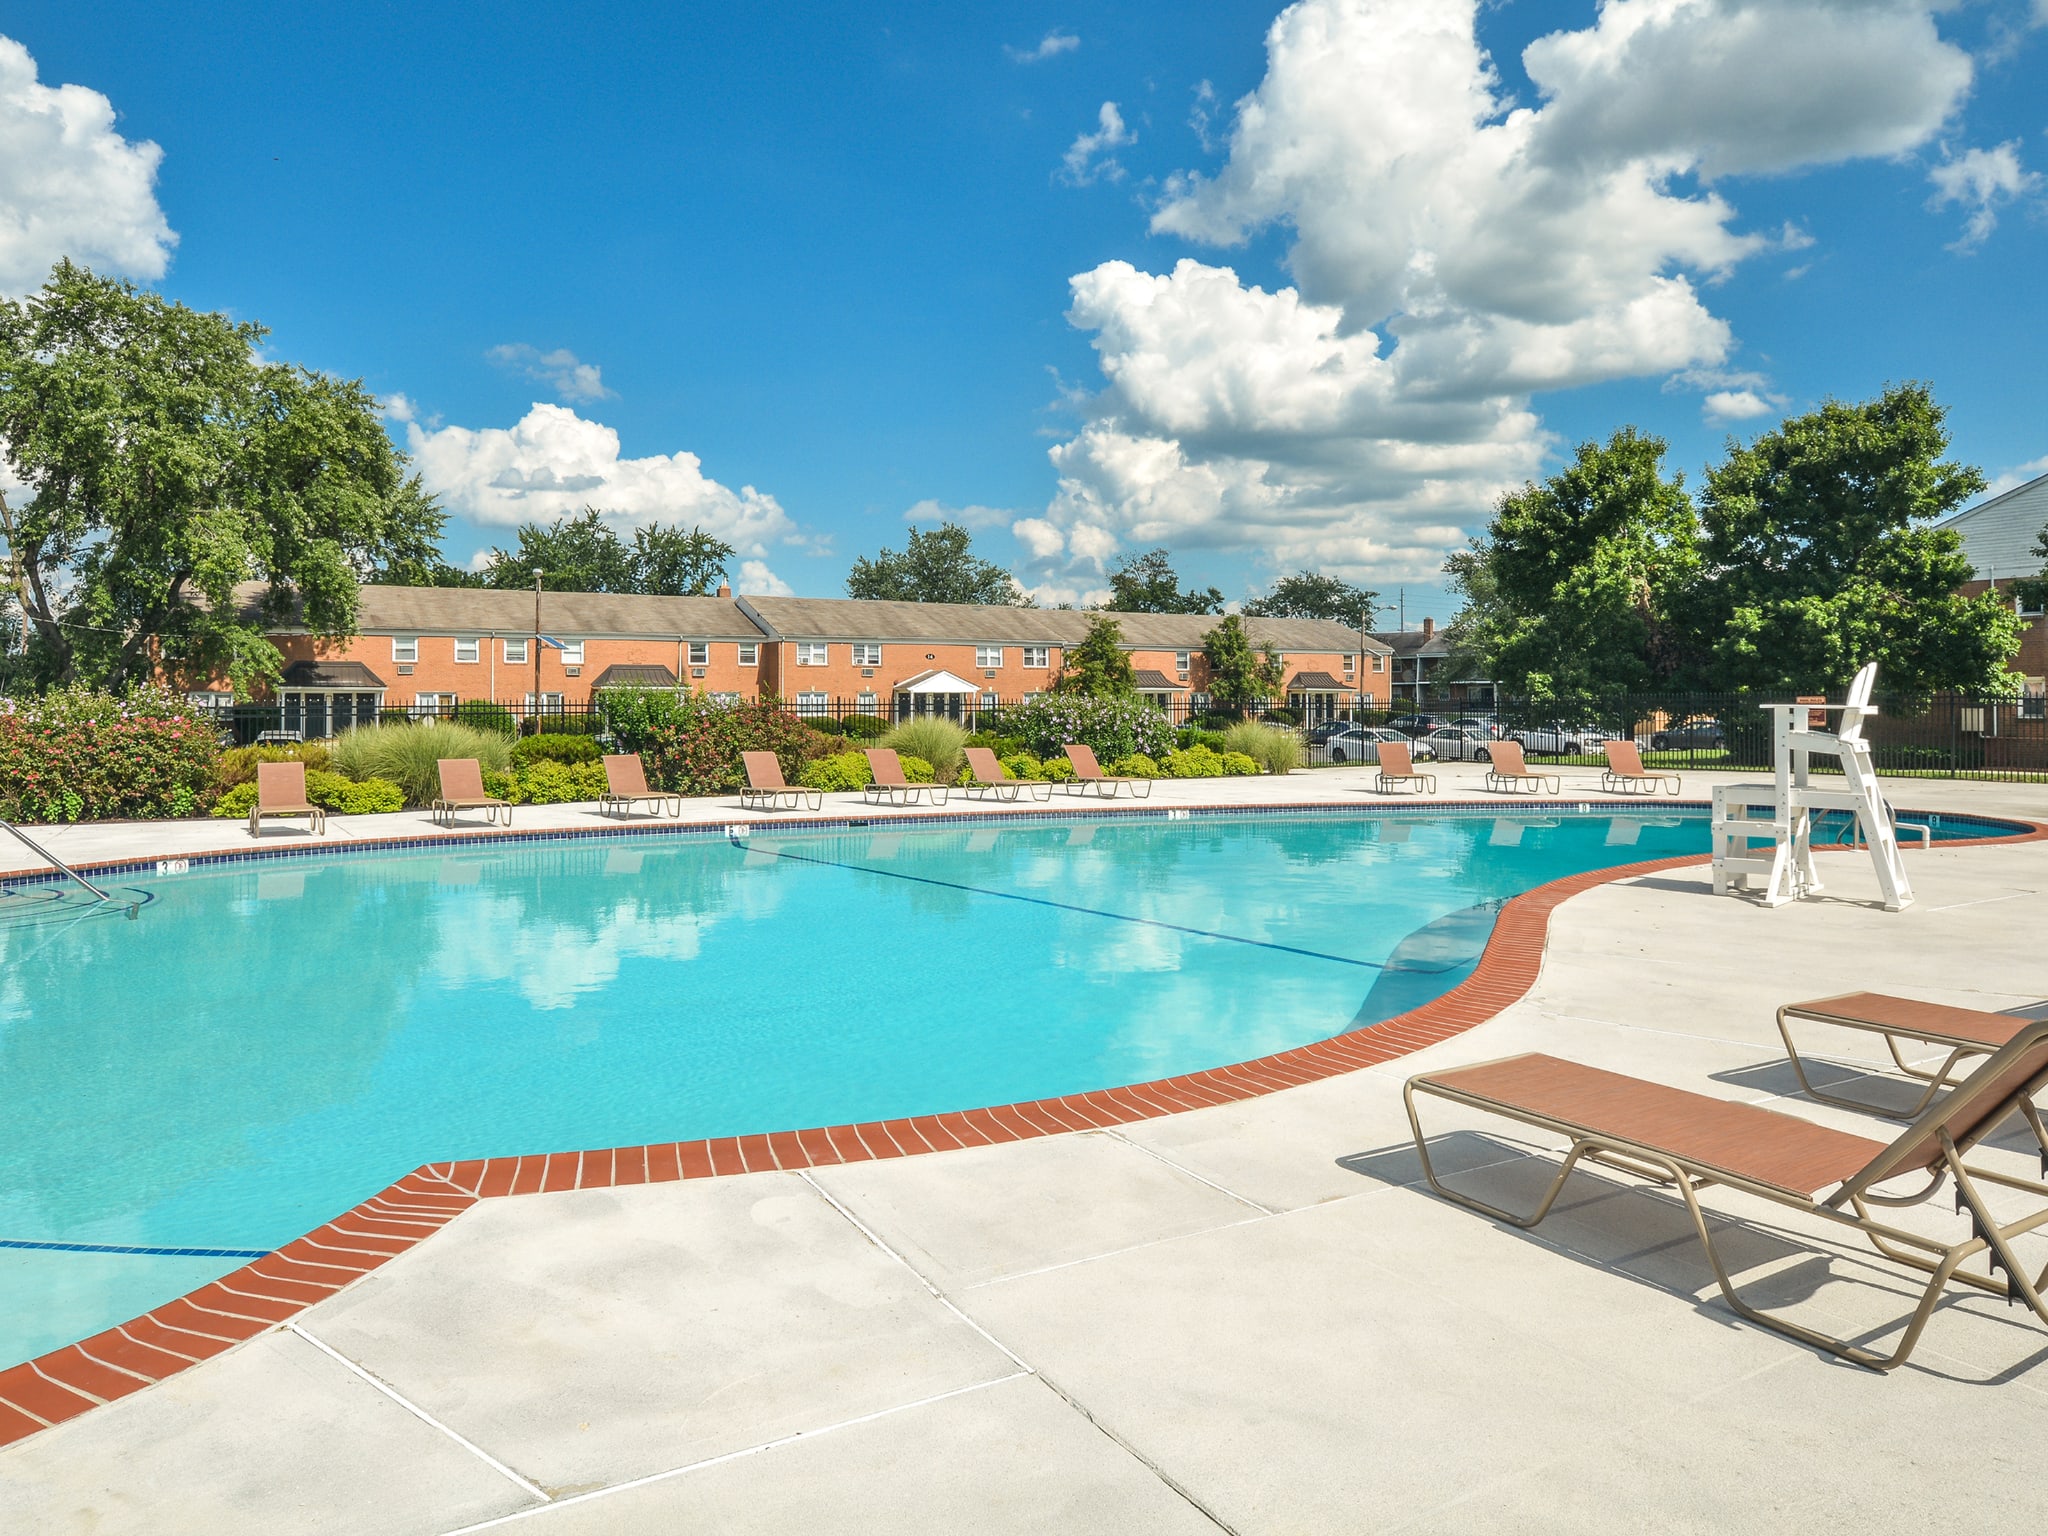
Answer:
[1710,663,1914,912]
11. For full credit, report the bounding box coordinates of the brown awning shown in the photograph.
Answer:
[280,660,386,689]
[1132,669,1188,691]
[1287,670,1348,692]
[590,663,680,689]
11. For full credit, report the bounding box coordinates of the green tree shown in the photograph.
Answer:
[1243,570,1381,628]
[479,508,638,592]
[1695,384,2019,694]
[846,521,1030,606]
[0,262,418,693]
[1452,428,1701,696]
[1105,548,1223,614]
[1051,614,1136,696]
[1201,614,1283,713]
[632,523,735,596]
[363,476,481,587]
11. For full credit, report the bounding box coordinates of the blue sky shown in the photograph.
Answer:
[2,1,2044,622]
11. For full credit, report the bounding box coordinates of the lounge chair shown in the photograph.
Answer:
[432,757,511,828]
[599,753,681,819]
[249,761,326,838]
[1779,991,2048,1119]
[1061,743,1153,799]
[739,751,821,812]
[1481,739,1559,796]
[962,746,1052,802]
[1404,1021,2048,1370]
[864,748,948,807]
[1602,740,1681,795]
[1372,739,1436,795]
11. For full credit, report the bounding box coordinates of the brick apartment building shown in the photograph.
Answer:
[212,583,1394,735]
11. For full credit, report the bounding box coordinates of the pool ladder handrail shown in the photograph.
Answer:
[0,816,133,912]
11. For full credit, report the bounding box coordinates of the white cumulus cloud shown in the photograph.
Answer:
[737,559,793,596]
[1029,0,1976,589]
[1007,30,1080,63]
[486,343,614,403]
[1061,102,1135,186]
[1927,141,2040,251]
[0,35,175,296]
[405,402,799,558]
[1701,389,1779,422]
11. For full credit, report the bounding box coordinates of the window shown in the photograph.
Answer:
[975,645,1003,668]
[523,692,565,712]
[1343,653,1356,673]
[796,642,829,666]
[184,691,233,710]
[851,642,881,667]
[982,691,999,708]
[856,690,878,709]
[560,641,584,666]
[504,638,528,665]
[1022,645,1050,668]
[411,692,456,715]
[794,690,828,715]
[1174,651,1190,674]
[2019,592,2047,619]
[454,638,480,664]
[392,637,418,664]
[688,641,709,667]
[1372,654,1386,672]
[710,691,742,705]
[739,642,759,666]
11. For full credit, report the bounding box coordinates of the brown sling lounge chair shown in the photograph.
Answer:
[1373,739,1436,795]
[740,751,821,812]
[1602,740,1681,795]
[1779,992,2048,1119]
[1061,743,1153,799]
[1404,1021,2048,1370]
[432,757,511,828]
[249,761,326,838]
[1480,739,1559,796]
[963,746,1052,803]
[599,753,681,819]
[864,748,948,807]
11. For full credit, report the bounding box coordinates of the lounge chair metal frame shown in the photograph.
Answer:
[598,753,682,819]
[1060,743,1153,799]
[863,748,948,807]
[1480,741,1559,796]
[961,746,1053,803]
[1601,740,1681,796]
[249,761,326,839]
[431,758,512,829]
[1405,1025,2048,1371]
[1372,741,1435,796]
[739,751,823,812]
[1777,991,2046,1122]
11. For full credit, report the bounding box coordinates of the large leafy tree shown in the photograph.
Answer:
[1694,384,2019,694]
[632,523,736,596]
[0,262,422,692]
[1243,570,1381,628]
[1051,614,1136,696]
[845,521,1029,605]
[1201,614,1283,713]
[1449,428,1701,697]
[1105,548,1223,614]
[474,509,735,596]
[363,476,481,587]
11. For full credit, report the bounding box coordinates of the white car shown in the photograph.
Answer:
[1510,724,1616,756]
[1322,725,1436,765]
[1421,724,1497,761]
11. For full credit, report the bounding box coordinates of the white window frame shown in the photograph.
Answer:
[411,692,456,715]
[850,641,882,667]
[392,637,418,664]
[560,641,585,666]
[2018,593,2046,619]
[738,642,759,666]
[975,645,1003,669]
[1174,651,1190,673]
[794,690,829,715]
[504,638,529,665]
[1372,654,1386,672]
[1343,653,1356,673]
[796,642,830,666]
[688,641,710,667]
[1022,645,1050,668]
[523,691,565,712]
[454,638,480,664]
[856,689,878,709]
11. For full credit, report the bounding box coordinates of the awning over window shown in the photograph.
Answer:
[281,660,387,689]
[590,663,680,689]
[1286,670,1348,692]
[1132,669,1188,691]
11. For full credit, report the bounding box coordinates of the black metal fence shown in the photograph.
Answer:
[190,686,2048,782]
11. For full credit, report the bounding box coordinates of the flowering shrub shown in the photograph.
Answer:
[998,695,1176,763]
[642,696,835,796]
[0,685,219,822]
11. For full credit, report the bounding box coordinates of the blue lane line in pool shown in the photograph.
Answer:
[743,841,1458,973]
[0,1238,270,1259]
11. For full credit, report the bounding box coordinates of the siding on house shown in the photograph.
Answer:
[1941,471,2048,689]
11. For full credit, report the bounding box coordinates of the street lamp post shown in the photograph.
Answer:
[532,573,543,732]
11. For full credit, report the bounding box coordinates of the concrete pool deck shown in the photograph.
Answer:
[4,766,2047,1532]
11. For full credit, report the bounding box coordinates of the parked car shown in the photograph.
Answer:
[1386,713,1445,737]
[1444,716,1506,739]
[1510,723,1616,756]
[1321,725,1436,764]
[1422,724,1499,761]
[1645,717,1726,751]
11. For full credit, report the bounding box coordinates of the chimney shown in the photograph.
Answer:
[1421,616,1434,639]
[717,582,731,598]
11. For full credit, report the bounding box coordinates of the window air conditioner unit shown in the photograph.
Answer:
[564,667,581,677]
[397,664,414,676]
[692,668,706,679]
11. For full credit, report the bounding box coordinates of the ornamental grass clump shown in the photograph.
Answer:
[1221,720,1301,775]
[330,720,512,807]
[879,717,967,784]
[0,685,218,822]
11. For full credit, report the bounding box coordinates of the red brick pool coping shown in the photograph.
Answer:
[3,807,2042,1450]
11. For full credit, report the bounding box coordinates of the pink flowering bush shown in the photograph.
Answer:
[641,695,837,796]
[0,685,220,822]
[996,695,1177,763]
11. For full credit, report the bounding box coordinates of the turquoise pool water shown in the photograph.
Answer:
[0,806,2012,1367]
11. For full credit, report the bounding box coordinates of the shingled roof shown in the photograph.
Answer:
[232,583,765,639]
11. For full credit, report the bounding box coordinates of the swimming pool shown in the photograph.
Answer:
[0,805,2018,1368]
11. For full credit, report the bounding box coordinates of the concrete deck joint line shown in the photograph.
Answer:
[434,1373,1035,1535]
[1100,1128,1282,1216]
[284,1324,549,1503]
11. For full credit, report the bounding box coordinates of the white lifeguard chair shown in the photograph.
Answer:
[1710,663,1914,912]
